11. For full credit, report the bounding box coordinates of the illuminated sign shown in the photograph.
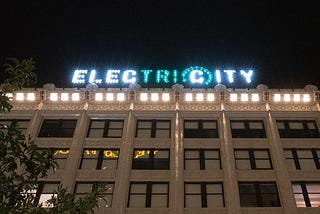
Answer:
[72,66,254,87]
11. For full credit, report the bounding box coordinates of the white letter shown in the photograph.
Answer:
[190,70,204,84]
[106,70,120,84]
[89,70,96,83]
[72,70,87,84]
[240,70,253,83]
[215,70,221,83]
[223,70,236,83]
[122,70,137,83]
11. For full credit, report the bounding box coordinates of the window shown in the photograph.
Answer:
[38,119,77,137]
[292,182,320,207]
[24,182,59,207]
[184,149,221,170]
[184,182,225,208]
[74,182,114,208]
[132,149,169,170]
[80,149,119,170]
[128,182,169,208]
[231,120,266,138]
[87,119,124,138]
[234,149,272,170]
[277,120,320,138]
[238,182,281,207]
[135,120,171,138]
[184,120,218,138]
[51,149,69,169]
[0,119,30,135]
[284,149,320,170]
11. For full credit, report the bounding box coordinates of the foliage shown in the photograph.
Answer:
[0,58,102,213]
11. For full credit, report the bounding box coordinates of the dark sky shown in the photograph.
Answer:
[1,1,320,89]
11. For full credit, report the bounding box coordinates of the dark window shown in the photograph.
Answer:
[239,182,281,207]
[184,182,225,208]
[136,120,171,138]
[128,182,169,208]
[74,182,114,208]
[38,119,77,138]
[0,119,30,135]
[231,120,266,138]
[132,149,169,170]
[277,120,320,138]
[24,182,60,208]
[184,149,221,170]
[292,182,320,207]
[284,149,320,170]
[184,120,218,138]
[234,149,273,170]
[80,149,119,170]
[87,119,124,138]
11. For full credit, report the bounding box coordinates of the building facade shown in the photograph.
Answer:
[1,83,320,214]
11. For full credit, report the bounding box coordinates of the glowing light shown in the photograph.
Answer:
[50,93,58,101]
[293,94,300,102]
[240,70,253,83]
[27,93,35,101]
[230,93,237,101]
[72,70,87,84]
[88,69,96,83]
[117,93,125,101]
[16,93,24,101]
[71,93,80,101]
[303,94,310,102]
[156,70,170,83]
[106,70,120,84]
[284,94,290,102]
[173,70,178,83]
[53,150,70,155]
[224,70,236,83]
[140,70,153,83]
[215,70,221,83]
[95,93,103,101]
[106,93,114,101]
[190,70,204,84]
[185,93,193,101]
[182,66,213,85]
[151,93,159,101]
[252,93,259,102]
[5,93,13,100]
[274,94,281,102]
[241,93,248,102]
[103,150,118,158]
[61,93,69,101]
[207,93,215,101]
[162,93,170,101]
[122,70,137,83]
[140,93,148,101]
[196,93,204,101]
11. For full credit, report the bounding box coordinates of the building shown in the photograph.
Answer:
[1,83,320,214]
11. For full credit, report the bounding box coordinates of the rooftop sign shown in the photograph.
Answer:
[71,66,254,87]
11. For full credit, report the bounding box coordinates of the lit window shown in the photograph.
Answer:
[293,94,300,102]
[185,93,193,101]
[284,94,290,102]
[132,149,169,170]
[207,93,215,101]
[27,93,35,101]
[117,93,125,101]
[80,149,119,170]
[51,149,69,169]
[241,93,248,102]
[95,93,103,101]
[274,94,281,102]
[196,93,204,101]
[72,93,80,101]
[230,93,237,101]
[252,94,259,102]
[292,182,320,207]
[303,94,310,102]
[151,93,159,101]
[106,93,114,101]
[16,93,24,101]
[61,93,69,101]
[162,93,170,101]
[140,93,148,101]
[50,93,58,101]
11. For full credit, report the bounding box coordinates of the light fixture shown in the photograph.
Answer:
[151,93,159,101]
[117,93,125,101]
[303,94,310,102]
[251,93,259,102]
[284,94,290,102]
[185,93,193,101]
[230,93,237,101]
[16,93,24,101]
[27,93,35,101]
[140,93,148,101]
[72,93,80,101]
[293,94,300,102]
[196,93,204,101]
[106,93,114,101]
[207,93,215,101]
[61,93,69,101]
[95,93,103,101]
[162,93,170,101]
[50,93,58,101]
[241,93,248,102]
[274,94,281,102]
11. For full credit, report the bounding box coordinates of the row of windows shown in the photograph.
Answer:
[51,148,320,171]
[35,181,320,208]
[2,119,320,138]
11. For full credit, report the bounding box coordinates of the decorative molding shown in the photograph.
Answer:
[180,103,221,111]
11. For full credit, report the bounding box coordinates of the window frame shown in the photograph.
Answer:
[132,149,170,170]
[234,149,273,170]
[38,119,77,138]
[230,120,266,138]
[87,119,124,138]
[284,149,320,170]
[184,149,221,170]
[183,120,219,138]
[79,148,119,170]
[276,120,320,138]
[135,119,171,138]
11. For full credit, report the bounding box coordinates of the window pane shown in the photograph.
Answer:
[309,194,320,207]
[276,122,285,129]
[75,183,93,193]
[205,150,219,158]
[81,159,98,170]
[289,122,304,129]
[255,160,271,169]
[151,195,167,207]
[185,195,201,208]
[297,150,313,158]
[136,130,151,137]
[235,151,249,158]
[152,184,167,193]
[98,195,112,208]
[207,195,224,207]
[129,195,146,207]
[260,183,277,193]
[206,184,222,193]
[138,121,152,128]
[294,194,306,207]
[231,122,245,129]
[236,160,251,169]
[254,151,269,158]
[185,121,198,129]
[249,122,263,129]
[307,122,316,129]
[101,160,117,170]
[90,121,105,129]
[299,159,316,170]
[107,129,122,137]
[306,184,320,193]
[109,121,123,128]
[156,121,170,129]
[240,194,258,207]
[286,159,297,170]
[88,129,104,137]
[156,130,170,138]
[261,194,280,207]
[185,150,199,158]
[284,150,293,158]
[16,121,29,129]
[185,184,201,193]
[154,150,169,158]
[203,122,216,129]
[205,160,221,170]
[185,160,200,170]
[130,184,146,193]
[292,184,303,193]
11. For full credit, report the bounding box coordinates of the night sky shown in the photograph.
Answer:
[1,1,320,89]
